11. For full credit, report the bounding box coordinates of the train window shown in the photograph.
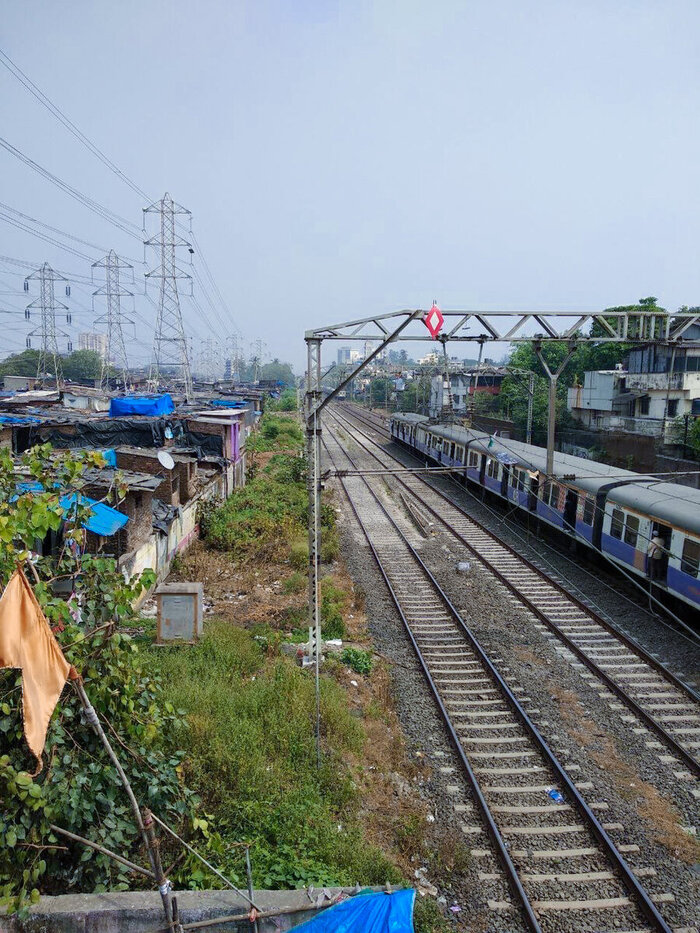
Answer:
[511,469,525,491]
[582,496,595,525]
[486,458,499,479]
[624,514,640,547]
[456,446,464,463]
[545,482,561,508]
[468,451,479,467]
[610,508,624,539]
[681,538,700,578]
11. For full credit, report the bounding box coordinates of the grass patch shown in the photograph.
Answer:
[148,621,400,889]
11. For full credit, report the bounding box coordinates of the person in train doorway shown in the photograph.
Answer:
[647,528,667,582]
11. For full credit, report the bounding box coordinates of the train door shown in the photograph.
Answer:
[500,465,510,498]
[528,474,540,512]
[650,522,672,584]
[563,489,578,530]
[479,454,486,487]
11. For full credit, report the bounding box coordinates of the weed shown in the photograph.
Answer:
[282,571,306,594]
[413,896,450,933]
[148,622,399,889]
[289,538,309,572]
[341,648,373,675]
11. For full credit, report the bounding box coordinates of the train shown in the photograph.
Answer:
[389,412,700,612]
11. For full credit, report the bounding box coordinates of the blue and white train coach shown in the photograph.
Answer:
[390,413,700,612]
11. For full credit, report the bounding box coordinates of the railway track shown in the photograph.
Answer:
[322,424,677,932]
[330,404,700,781]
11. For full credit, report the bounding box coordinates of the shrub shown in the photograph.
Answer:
[340,648,373,675]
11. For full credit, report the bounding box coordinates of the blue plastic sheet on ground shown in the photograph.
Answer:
[109,394,174,417]
[293,891,415,933]
[14,483,128,537]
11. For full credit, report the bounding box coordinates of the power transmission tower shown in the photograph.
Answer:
[24,262,70,385]
[250,338,265,383]
[92,250,132,392]
[144,192,193,401]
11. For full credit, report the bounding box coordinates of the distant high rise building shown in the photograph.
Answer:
[337,347,351,364]
[78,332,108,359]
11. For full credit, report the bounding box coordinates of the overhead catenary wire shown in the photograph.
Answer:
[353,407,700,644]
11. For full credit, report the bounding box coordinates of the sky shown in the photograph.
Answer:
[1,0,699,374]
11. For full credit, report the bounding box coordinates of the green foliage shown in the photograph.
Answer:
[494,298,667,440]
[340,648,373,675]
[413,895,450,933]
[148,622,399,889]
[0,350,41,378]
[0,446,190,912]
[201,454,308,556]
[0,349,107,382]
[320,579,346,639]
[246,414,303,454]
[62,350,103,382]
[282,572,307,594]
[268,389,298,412]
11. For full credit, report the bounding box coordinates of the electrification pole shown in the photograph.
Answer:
[25,263,69,385]
[92,250,132,392]
[144,193,194,401]
[534,343,576,480]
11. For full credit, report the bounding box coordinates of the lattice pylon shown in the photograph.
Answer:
[25,262,69,385]
[144,192,193,400]
[92,250,133,392]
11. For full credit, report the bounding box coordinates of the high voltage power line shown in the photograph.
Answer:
[0,46,243,364]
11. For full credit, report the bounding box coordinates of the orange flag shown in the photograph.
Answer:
[0,568,71,769]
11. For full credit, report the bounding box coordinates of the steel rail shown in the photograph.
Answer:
[346,406,700,689]
[322,425,673,933]
[331,405,700,778]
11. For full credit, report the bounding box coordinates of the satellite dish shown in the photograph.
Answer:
[157,450,175,471]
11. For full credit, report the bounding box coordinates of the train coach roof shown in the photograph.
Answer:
[391,413,430,424]
[402,418,700,534]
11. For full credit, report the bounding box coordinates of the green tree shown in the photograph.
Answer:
[260,359,295,386]
[0,350,41,378]
[62,350,103,382]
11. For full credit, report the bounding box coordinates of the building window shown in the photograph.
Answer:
[666,399,678,418]
[610,508,624,539]
[681,538,700,578]
[582,496,595,526]
[639,397,650,416]
[624,514,640,548]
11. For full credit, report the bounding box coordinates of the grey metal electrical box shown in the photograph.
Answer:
[155,582,204,643]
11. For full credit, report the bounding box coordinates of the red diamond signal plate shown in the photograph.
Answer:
[423,302,444,339]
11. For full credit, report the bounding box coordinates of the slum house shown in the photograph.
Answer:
[1,391,252,585]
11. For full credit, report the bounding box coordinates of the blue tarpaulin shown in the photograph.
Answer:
[293,891,414,933]
[0,414,43,424]
[109,394,174,417]
[14,482,128,537]
[210,399,247,408]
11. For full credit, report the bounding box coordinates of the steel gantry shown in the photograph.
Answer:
[303,305,700,757]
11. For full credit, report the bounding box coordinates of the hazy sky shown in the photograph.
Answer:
[1,1,698,372]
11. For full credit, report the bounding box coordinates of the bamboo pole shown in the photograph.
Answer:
[49,824,155,879]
